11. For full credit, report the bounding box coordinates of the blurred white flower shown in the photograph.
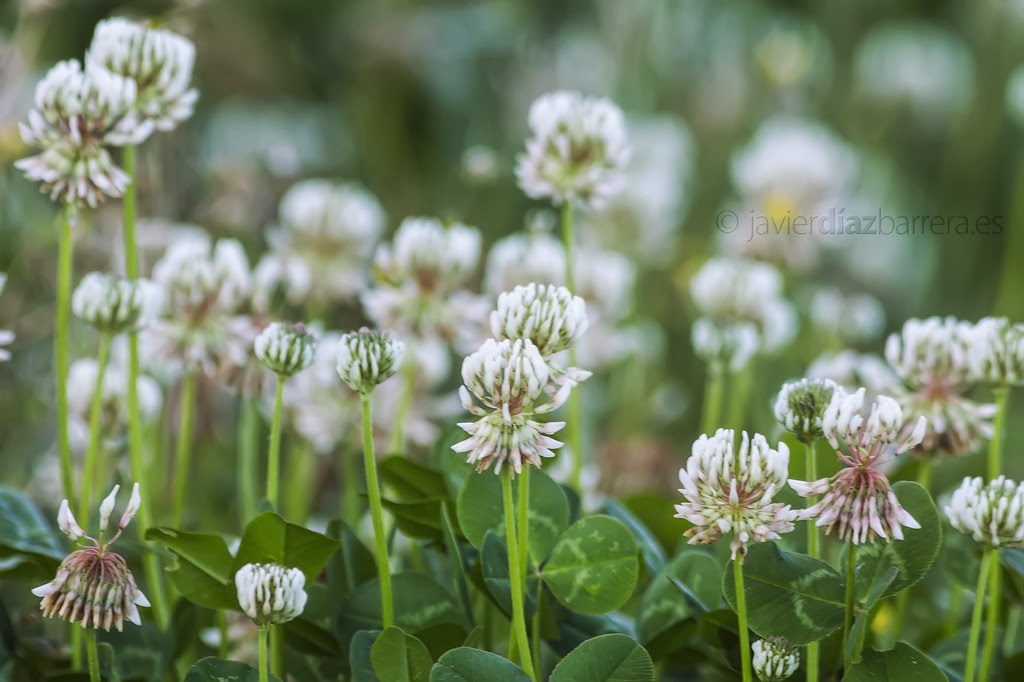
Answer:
[67,354,162,453]
[72,272,160,335]
[461,144,500,183]
[691,319,759,373]
[806,351,901,396]
[0,274,12,362]
[282,331,356,454]
[373,217,481,292]
[16,59,152,207]
[516,90,631,209]
[485,231,565,299]
[968,316,1024,386]
[86,17,198,131]
[945,476,1024,549]
[809,288,886,345]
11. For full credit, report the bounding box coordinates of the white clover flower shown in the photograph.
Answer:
[151,235,251,315]
[774,378,843,444]
[254,322,317,377]
[691,319,760,373]
[16,59,152,207]
[484,231,565,298]
[335,328,403,395]
[885,316,976,390]
[490,284,587,357]
[234,563,307,626]
[281,331,356,453]
[895,389,996,459]
[945,476,1024,549]
[251,253,313,314]
[374,217,481,292]
[66,354,162,452]
[269,179,385,304]
[806,351,902,396]
[810,288,886,345]
[675,430,797,560]
[752,638,799,681]
[33,484,149,632]
[0,274,13,362]
[86,18,198,131]
[968,316,1024,386]
[516,90,631,209]
[72,272,160,334]
[453,338,570,474]
[790,388,926,544]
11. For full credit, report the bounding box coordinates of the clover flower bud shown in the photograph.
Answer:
[234,563,307,626]
[516,90,631,209]
[774,378,843,443]
[945,476,1024,549]
[72,272,159,334]
[98,484,120,534]
[254,322,317,378]
[57,499,85,542]
[119,483,141,530]
[490,283,588,356]
[752,638,799,681]
[335,328,403,395]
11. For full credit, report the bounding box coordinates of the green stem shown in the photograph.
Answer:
[843,543,857,667]
[271,625,284,679]
[258,625,270,682]
[78,334,111,529]
[733,559,752,682]
[362,395,394,627]
[502,471,537,681]
[284,438,315,522]
[518,466,531,585]
[56,206,74,507]
[172,370,198,526]
[803,440,820,682]
[342,440,360,526]
[388,355,416,455]
[916,460,934,491]
[980,549,1002,681]
[121,144,169,629]
[726,365,753,434]
[217,610,229,660]
[560,202,585,491]
[700,362,725,435]
[967,550,996,682]
[989,387,1009,479]
[560,202,575,292]
[266,377,285,508]
[1005,607,1021,657]
[238,397,260,526]
[85,628,100,682]
[531,578,543,678]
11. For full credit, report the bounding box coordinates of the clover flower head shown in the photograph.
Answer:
[72,272,160,334]
[945,476,1024,549]
[774,378,843,443]
[491,283,588,357]
[675,429,797,560]
[32,483,149,631]
[516,90,631,209]
[822,388,926,457]
[968,316,1024,386]
[254,322,317,377]
[885,316,975,390]
[691,319,759,372]
[335,328,403,395]
[895,389,996,459]
[375,217,481,292]
[809,288,886,345]
[484,231,565,298]
[752,638,799,681]
[151,235,251,317]
[16,59,152,207]
[234,563,307,626]
[87,17,198,131]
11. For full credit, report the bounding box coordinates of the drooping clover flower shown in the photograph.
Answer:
[945,476,1024,549]
[16,59,152,207]
[0,274,13,362]
[515,90,631,209]
[675,429,797,559]
[86,18,198,131]
[32,484,150,631]
[72,272,160,335]
[260,179,385,308]
[234,563,307,626]
[790,388,927,544]
[335,328,403,396]
[752,638,799,681]
[774,378,843,444]
[885,316,996,458]
[254,322,317,378]
[452,338,571,475]
[968,316,1024,386]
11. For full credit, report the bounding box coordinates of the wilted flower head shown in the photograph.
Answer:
[945,476,1024,549]
[790,389,926,544]
[254,322,317,377]
[16,59,152,207]
[968,316,1024,386]
[752,638,799,681]
[32,484,150,631]
[774,378,843,443]
[885,316,975,390]
[491,283,587,357]
[234,563,307,626]
[86,18,198,131]
[374,217,481,292]
[516,90,631,209]
[810,289,886,345]
[675,429,797,560]
[0,274,13,362]
[453,338,570,474]
[335,328,403,395]
[72,272,160,334]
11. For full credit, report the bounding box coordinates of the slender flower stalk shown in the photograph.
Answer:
[981,387,1009,682]
[86,628,100,681]
[803,441,820,682]
[561,207,585,490]
[172,370,198,526]
[266,378,285,507]
[238,397,260,525]
[56,207,74,508]
[258,626,270,682]
[78,334,111,529]
[362,395,392,626]
[701,362,725,436]
[518,466,531,586]
[734,559,753,682]
[388,355,417,454]
[843,544,858,667]
[966,549,996,682]
[503,471,537,680]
